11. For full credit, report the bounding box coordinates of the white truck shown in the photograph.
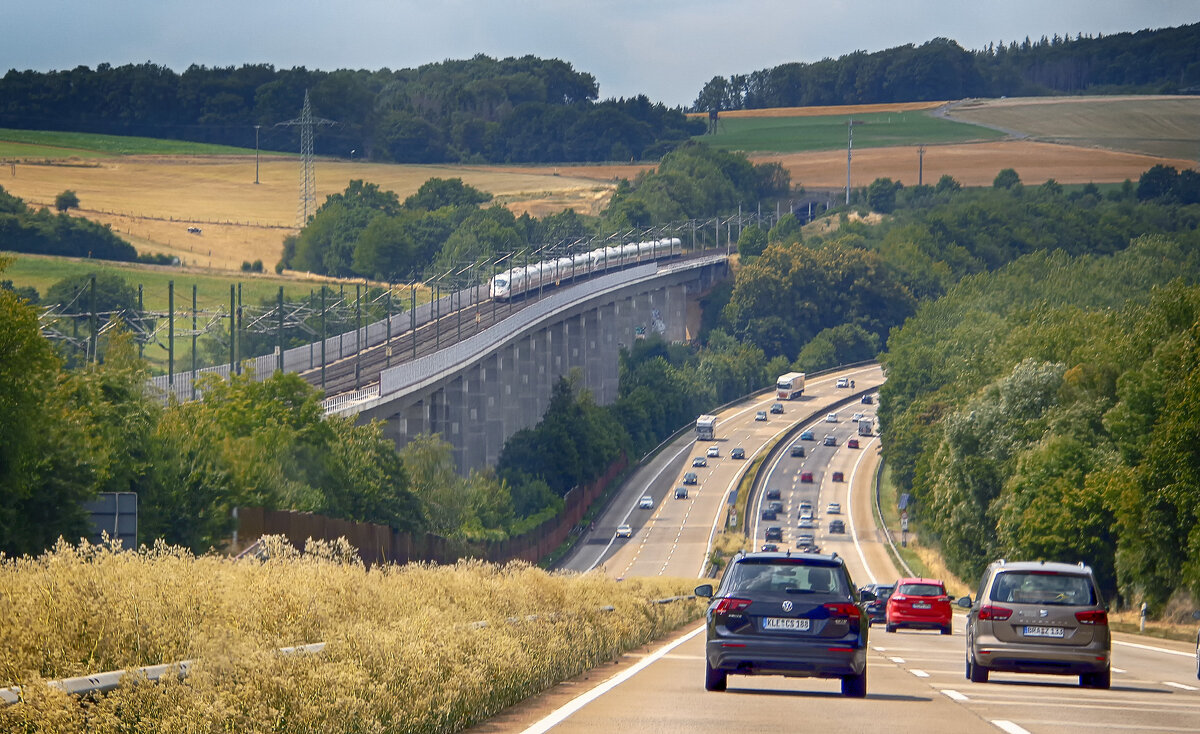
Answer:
[776,372,806,399]
[858,417,874,436]
[696,414,718,441]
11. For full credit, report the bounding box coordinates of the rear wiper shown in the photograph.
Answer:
[784,587,821,594]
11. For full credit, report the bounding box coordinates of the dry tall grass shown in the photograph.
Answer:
[0,537,703,733]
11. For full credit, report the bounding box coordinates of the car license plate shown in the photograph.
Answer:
[763,617,811,631]
[913,602,931,609]
[1023,625,1065,638]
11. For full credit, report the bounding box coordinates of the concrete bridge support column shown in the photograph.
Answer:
[485,351,508,467]
[517,333,540,430]
[566,314,585,379]
[440,376,467,473]
[464,363,488,473]
[666,283,686,342]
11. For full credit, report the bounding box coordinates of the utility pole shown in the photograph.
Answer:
[254,125,262,184]
[846,118,854,205]
[918,144,926,187]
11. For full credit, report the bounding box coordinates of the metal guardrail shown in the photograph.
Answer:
[0,596,694,706]
[874,455,915,578]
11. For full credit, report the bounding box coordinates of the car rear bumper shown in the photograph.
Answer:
[706,638,866,679]
[971,636,1110,675]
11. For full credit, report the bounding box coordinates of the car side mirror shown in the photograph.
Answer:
[943,595,954,603]
[859,590,877,602]
[695,584,713,598]
[956,595,972,608]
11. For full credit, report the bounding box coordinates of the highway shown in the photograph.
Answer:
[478,364,1200,734]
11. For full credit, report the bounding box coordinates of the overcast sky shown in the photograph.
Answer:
[3,1,1197,108]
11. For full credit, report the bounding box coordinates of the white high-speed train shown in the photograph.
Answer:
[488,237,682,301]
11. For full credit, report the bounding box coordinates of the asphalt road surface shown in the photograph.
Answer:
[486,365,1200,734]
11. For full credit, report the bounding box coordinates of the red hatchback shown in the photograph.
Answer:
[886,577,952,634]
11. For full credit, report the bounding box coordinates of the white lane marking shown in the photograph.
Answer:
[941,689,969,702]
[1010,720,1200,732]
[1165,681,1199,691]
[519,624,706,734]
[845,434,882,584]
[911,669,930,678]
[871,646,887,652]
[1114,639,1195,658]
[992,722,1032,734]
[1112,667,1126,673]
[889,656,906,664]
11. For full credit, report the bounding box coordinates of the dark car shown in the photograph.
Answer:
[790,443,806,458]
[760,543,779,552]
[764,526,783,542]
[693,456,708,467]
[696,552,870,696]
[732,447,746,460]
[823,435,837,447]
[832,471,844,482]
[861,583,894,624]
[768,500,784,513]
[762,509,779,521]
[861,394,874,404]
[771,402,784,414]
[766,487,781,500]
[675,486,689,499]
[800,430,815,441]
[683,472,698,485]
[829,519,845,534]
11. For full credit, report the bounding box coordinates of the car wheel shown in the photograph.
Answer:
[841,669,867,698]
[968,655,989,683]
[704,659,727,692]
[1081,668,1111,689]
[885,623,896,633]
[941,624,952,635]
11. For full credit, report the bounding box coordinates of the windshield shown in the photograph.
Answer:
[989,571,1097,606]
[493,278,508,288]
[727,560,845,594]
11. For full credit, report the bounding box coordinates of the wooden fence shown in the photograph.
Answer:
[233,456,627,567]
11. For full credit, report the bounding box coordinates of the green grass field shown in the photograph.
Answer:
[0,127,278,158]
[696,110,1006,153]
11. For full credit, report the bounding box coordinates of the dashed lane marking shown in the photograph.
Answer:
[1165,681,1199,691]
[991,722,1031,734]
[941,689,969,702]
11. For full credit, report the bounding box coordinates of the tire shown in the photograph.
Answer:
[704,659,727,692]
[968,655,989,683]
[841,668,867,698]
[941,624,952,635]
[885,623,896,633]
[1081,668,1111,689]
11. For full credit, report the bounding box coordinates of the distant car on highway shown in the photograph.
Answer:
[755,411,768,421]
[759,543,779,552]
[683,472,698,485]
[766,487,781,500]
[852,412,865,422]
[847,438,860,449]
[765,526,783,542]
[771,402,784,414]
[832,471,844,482]
[616,524,632,538]
[800,430,815,440]
[675,486,689,499]
[860,583,894,624]
[800,471,813,483]
[639,495,654,509]
[827,502,841,514]
[826,412,838,422]
[761,509,778,521]
[888,578,952,635]
[861,394,874,404]
[731,447,746,459]
[693,456,708,467]
[829,519,846,534]
[823,435,837,446]
[790,443,806,457]
[797,519,816,530]
[707,445,720,458]
[836,377,849,388]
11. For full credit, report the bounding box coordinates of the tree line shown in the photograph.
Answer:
[0,55,703,163]
[693,22,1200,112]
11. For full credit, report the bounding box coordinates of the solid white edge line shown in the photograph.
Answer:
[846,434,881,585]
[991,721,1032,734]
[519,624,707,734]
[587,441,694,573]
[1113,639,1195,658]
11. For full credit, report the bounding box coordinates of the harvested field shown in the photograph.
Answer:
[760,139,1199,190]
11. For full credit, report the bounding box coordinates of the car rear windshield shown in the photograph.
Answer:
[897,583,945,596]
[988,571,1097,606]
[727,559,845,594]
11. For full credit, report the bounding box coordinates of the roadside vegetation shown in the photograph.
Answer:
[0,538,703,731]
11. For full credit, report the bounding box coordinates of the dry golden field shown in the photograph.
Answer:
[3,96,1197,275]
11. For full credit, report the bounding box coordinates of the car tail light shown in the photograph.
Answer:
[714,597,752,615]
[824,602,860,618]
[978,605,1012,621]
[1075,609,1108,626]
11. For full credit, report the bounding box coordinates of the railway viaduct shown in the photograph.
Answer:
[330,255,728,474]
